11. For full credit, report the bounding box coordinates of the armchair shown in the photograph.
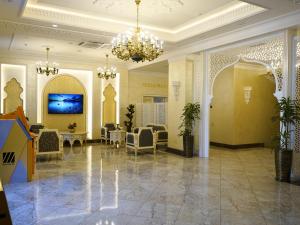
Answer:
[29,124,44,134]
[100,123,116,144]
[146,124,168,148]
[126,127,155,156]
[36,129,63,159]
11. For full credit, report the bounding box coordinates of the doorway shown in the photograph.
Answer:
[209,62,280,149]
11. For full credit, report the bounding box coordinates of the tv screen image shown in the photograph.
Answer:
[48,93,83,114]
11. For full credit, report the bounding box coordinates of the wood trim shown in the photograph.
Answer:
[86,139,101,143]
[210,142,264,149]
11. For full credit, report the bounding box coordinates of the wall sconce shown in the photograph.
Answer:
[171,81,180,101]
[243,86,252,104]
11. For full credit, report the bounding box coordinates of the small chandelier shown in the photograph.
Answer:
[36,47,59,76]
[111,0,164,63]
[97,54,117,80]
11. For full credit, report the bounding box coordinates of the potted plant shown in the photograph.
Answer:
[272,97,300,182]
[124,104,135,132]
[179,102,201,157]
[68,122,77,133]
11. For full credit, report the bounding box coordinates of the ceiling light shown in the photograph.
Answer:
[97,54,117,80]
[52,24,58,28]
[36,47,59,76]
[111,0,163,63]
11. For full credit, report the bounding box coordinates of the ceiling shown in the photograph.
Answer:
[0,0,299,66]
[36,0,238,29]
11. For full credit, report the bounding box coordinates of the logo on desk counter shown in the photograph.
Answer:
[2,152,15,165]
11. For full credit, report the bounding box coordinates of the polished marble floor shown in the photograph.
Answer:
[4,145,300,225]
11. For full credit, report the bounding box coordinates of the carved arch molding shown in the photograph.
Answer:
[4,78,23,113]
[208,37,284,99]
[102,84,117,124]
[295,41,300,152]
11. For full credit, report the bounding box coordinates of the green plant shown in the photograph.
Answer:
[179,102,201,136]
[124,104,135,132]
[272,97,300,151]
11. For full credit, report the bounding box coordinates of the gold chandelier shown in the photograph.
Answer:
[111,0,164,63]
[36,48,59,76]
[97,54,117,80]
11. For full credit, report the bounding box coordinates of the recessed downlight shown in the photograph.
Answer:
[52,24,58,28]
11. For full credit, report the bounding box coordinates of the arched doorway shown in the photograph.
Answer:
[209,60,279,149]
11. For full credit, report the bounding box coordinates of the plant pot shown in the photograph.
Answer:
[275,149,293,182]
[69,128,75,133]
[183,134,194,158]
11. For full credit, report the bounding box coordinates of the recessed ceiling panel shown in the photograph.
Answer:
[37,0,236,29]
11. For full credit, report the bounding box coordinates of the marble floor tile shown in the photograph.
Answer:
[3,145,300,225]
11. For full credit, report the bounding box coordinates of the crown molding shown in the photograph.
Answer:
[128,10,300,71]
[0,49,129,70]
[22,1,266,42]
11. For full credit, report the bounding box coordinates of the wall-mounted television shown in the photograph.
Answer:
[48,93,83,114]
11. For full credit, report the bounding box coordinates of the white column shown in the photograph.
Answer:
[199,52,210,158]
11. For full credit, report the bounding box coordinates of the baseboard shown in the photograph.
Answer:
[86,139,101,143]
[166,147,184,156]
[210,142,264,149]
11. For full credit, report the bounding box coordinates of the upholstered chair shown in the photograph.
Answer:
[100,123,116,144]
[126,127,155,156]
[29,124,45,134]
[146,124,168,148]
[36,129,63,159]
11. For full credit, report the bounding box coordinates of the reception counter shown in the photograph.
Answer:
[0,107,35,185]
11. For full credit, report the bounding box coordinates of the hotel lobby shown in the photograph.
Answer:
[1,0,300,225]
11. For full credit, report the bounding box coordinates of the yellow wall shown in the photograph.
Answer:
[210,66,235,145]
[168,58,194,151]
[128,71,168,104]
[43,75,86,132]
[210,63,279,147]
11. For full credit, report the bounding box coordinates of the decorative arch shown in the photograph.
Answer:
[210,57,282,102]
[208,37,285,103]
[42,74,87,132]
[4,78,23,113]
[102,84,117,124]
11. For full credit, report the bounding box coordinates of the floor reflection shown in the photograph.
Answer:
[4,145,300,225]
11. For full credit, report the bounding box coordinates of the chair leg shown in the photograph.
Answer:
[135,148,137,157]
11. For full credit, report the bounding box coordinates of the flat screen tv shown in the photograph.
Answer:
[48,93,83,114]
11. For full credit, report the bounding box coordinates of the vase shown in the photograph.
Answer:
[69,128,75,133]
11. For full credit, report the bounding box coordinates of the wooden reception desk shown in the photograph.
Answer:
[0,107,35,184]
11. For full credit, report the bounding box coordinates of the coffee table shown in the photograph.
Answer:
[60,131,88,149]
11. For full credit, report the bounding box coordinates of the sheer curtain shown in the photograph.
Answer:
[135,102,168,127]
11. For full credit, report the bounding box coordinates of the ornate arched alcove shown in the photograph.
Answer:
[199,36,286,157]
[4,78,23,113]
[42,74,87,132]
[102,84,117,124]
[208,37,284,102]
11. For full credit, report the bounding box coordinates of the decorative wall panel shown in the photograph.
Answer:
[295,65,300,153]
[4,78,23,113]
[102,84,116,124]
[209,37,284,96]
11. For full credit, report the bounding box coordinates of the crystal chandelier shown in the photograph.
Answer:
[111,0,164,63]
[97,54,117,80]
[36,48,59,76]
